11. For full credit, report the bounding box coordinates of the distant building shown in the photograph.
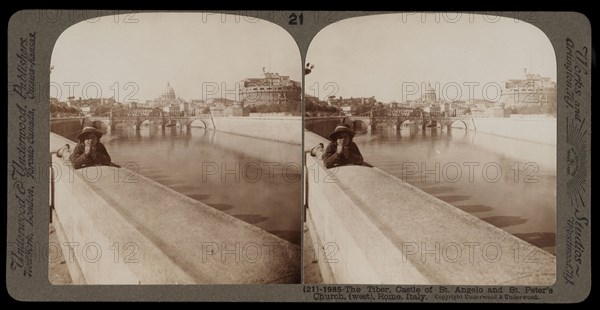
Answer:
[179,101,189,115]
[469,99,496,107]
[393,106,417,116]
[424,104,441,115]
[240,70,301,106]
[81,106,91,116]
[471,101,509,118]
[447,103,469,116]
[163,104,180,116]
[422,83,437,104]
[249,112,289,117]
[207,98,235,106]
[151,82,188,114]
[225,105,244,117]
[500,69,557,106]
[441,102,450,113]
[209,107,225,116]
[341,106,352,115]
[191,99,207,106]
[189,99,208,116]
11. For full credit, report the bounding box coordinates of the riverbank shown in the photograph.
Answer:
[472,117,556,146]
[213,116,302,144]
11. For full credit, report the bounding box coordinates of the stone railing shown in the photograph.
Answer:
[50,133,299,284]
[304,130,555,285]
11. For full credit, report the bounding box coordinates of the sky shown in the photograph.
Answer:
[51,13,301,102]
[306,13,557,103]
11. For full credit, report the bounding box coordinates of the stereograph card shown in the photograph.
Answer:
[6,10,591,302]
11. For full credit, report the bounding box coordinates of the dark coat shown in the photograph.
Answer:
[322,141,363,169]
[69,142,112,169]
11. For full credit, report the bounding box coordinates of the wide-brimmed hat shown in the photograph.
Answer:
[76,126,103,141]
[328,124,355,140]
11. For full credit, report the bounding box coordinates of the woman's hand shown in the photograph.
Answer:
[84,145,96,156]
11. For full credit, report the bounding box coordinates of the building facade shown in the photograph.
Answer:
[239,70,301,106]
[500,69,557,107]
[151,82,189,115]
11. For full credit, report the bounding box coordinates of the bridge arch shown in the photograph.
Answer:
[93,107,218,131]
[446,119,470,130]
[424,120,443,129]
[397,118,418,128]
[138,119,160,127]
[190,119,208,129]
[351,119,369,132]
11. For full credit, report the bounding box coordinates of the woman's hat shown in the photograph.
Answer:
[328,124,355,140]
[76,126,103,141]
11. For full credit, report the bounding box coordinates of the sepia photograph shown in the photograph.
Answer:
[48,12,302,284]
[6,9,591,302]
[303,13,557,285]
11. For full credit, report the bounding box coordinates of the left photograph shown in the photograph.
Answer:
[49,12,302,284]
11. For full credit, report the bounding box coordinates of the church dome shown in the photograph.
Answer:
[423,83,437,103]
[161,82,176,100]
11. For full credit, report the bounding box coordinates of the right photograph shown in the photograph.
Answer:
[303,13,556,285]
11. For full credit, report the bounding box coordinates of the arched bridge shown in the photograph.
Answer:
[350,107,473,132]
[91,107,215,131]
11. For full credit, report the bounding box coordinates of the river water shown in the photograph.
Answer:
[353,126,556,255]
[51,120,556,253]
[51,122,302,245]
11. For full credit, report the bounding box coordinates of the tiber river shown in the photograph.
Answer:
[52,122,302,246]
[353,126,556,255]
[52,120,556,254]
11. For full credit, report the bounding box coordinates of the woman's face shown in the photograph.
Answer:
[336,133,350,146]
[83,134,98,147]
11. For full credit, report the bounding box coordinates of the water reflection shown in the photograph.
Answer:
[354,127,556,254]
